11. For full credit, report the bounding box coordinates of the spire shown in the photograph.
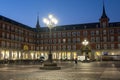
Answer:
[99,1,109,28]
[100,1,109,19]
[36,13,40,29]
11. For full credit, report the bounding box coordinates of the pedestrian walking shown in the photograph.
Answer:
[74,58,78,69]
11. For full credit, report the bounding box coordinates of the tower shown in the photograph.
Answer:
[99,1,109,28]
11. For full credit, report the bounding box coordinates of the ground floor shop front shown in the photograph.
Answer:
[0,48,120,61]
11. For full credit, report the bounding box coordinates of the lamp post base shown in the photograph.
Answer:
[40,62,61,70]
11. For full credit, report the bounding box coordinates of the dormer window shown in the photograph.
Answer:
[73,27,76,29]
[84,25,86,29]
[96,24,99,28]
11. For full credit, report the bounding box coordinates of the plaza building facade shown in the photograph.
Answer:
[0,5,120,61]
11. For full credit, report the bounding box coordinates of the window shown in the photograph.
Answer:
[96,44,100,49]
[41,40,43,44]
[63,39,66,43]
[36,47,39,50]
[102,22,106,28]
[62,45,66,50]
[40,46,43,50]
[73,38,76,43]
[2,32,5,38]
[2,41,5,47]
[67,32,71,37]
[72,32,76,36]
[118,36,120,42]
[11,34,14,40]
[96,30,99,35]
[104,44,107,49]
[84,31,88,36]
[41,34,43,38]
[109,29,114,34]
[53,39,57,44]
[62,32,66,37]
[73,45,76,50]
[53,33,56,38]
[77,38,80,43]
[91,37,95,42]
[91,31,94,36]
[103,30,106,35]
[110,36,114,42]
[96,37,100,42]
[103,37,107,42]
[68,38,71,43]
[67,45,71,50]
[44,34,48,38]
[58,39,61,43]
[37,34,39,38]
[111,44,114,49]
[118,44,120,49]
[117,29,120,34]
[45,46,47,50]
[58,32,61,38]
[2,24,5,29]
[58,46,61,50]
[77,32,80,36]
[53,46,56,50]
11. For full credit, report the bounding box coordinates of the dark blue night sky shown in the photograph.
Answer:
[0,0,120,27]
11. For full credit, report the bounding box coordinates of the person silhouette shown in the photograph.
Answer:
[74,58,78,69]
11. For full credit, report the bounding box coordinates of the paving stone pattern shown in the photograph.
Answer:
[0,61,120,80]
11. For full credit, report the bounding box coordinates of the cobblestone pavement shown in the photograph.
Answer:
[0,61,120,80]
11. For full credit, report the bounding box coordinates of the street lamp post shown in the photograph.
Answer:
[82,39,89,61]
[43,14,58,63]
[40,14,60,70]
